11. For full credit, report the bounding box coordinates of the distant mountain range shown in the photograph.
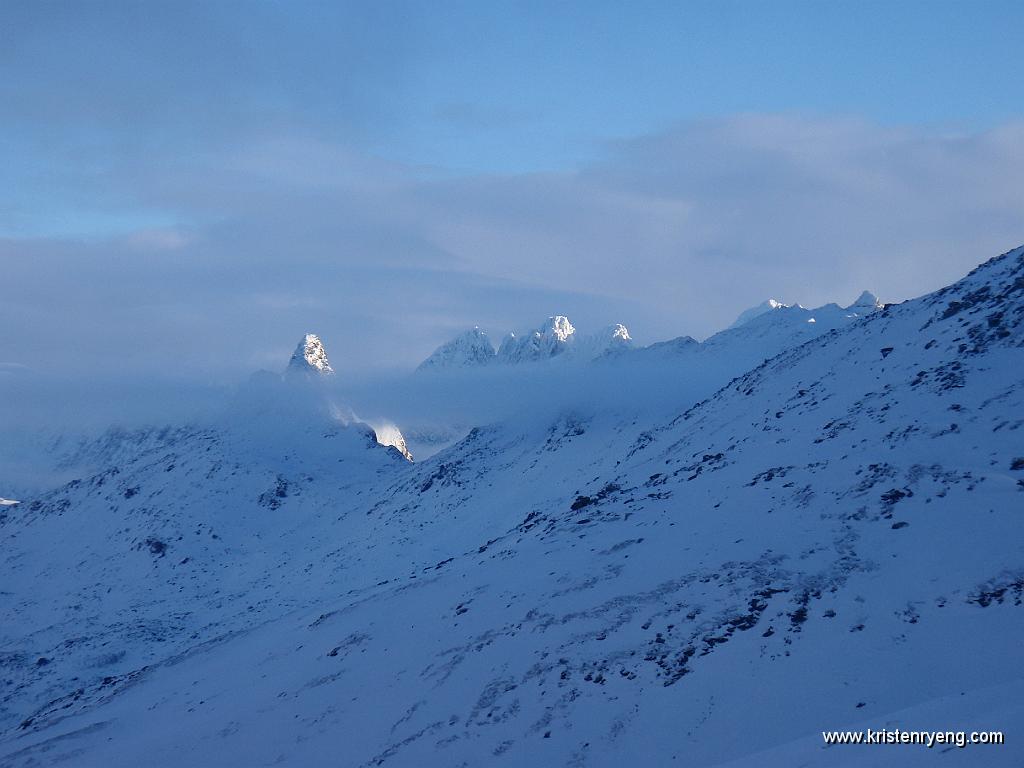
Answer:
[1,248,1022,767]
[417,290,883,371]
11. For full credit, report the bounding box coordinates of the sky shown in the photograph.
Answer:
[2,0,1023,378]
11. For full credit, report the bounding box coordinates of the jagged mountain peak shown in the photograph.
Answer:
[3,245,1024,767]
[370,422,414,461]
[417,316,636,369]
[577,322,634,359]
[286,333,334,376]
[606,323,631,344]
[540,315,575,342]
[497,315,577,363]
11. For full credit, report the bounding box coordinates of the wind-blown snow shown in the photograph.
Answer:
[368,421,414,462]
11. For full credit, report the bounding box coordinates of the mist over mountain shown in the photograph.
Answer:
[1,244,1022,767]
[4,2,1024,763]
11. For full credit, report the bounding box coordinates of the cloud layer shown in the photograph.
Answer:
[3,114,1023,378]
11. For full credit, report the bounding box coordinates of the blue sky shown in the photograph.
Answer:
[384,0,1024,170]
[2,0,1023,374]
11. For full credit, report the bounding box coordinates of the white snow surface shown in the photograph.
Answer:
[727,297,791,329]
[575,323,633,360]
[849,289,884,312]
[1,246,1023,767]
[726,290,882,332]
[497,315,577,363]
[368,421,414,462]
[423,317,633,370]
[421,288,879,373]
[417,327,496,371]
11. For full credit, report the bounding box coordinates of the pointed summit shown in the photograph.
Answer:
[417,327,496,371]
[847,290,883,312]
[286,334,334,376]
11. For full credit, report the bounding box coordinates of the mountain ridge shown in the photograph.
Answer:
[1,245,1022,767]
[414,288,882,372]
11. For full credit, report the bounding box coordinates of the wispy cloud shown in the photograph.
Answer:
[2,115,1022,377]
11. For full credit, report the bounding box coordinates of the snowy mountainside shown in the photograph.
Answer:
[725,290,881,331]
[419,317,633,371]
[496,315,577,363]
[415,289,878,384]
[0,358,413,754]
[1,247,1023,767]
[627,333,700,361]
[694,288,882,360]
[0,428,142,501]
[574,323,633,359]
[849,289,884,312]
[417,327,496,371]
[618,287,886,390]
[286,333,335,376]
[726,297,790,329]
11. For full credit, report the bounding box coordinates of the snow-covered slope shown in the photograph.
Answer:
[848,289,884,312]
[417,327,496,371]
[286,333,335,377]
[727,291,881,331]
[621,288,888,389]
[727,297,790,329]
[575,323,633,359]
[415,289,877,377]
[415,289,880,384]
[2,247,1023,767]
[702,290,881,357]
[496,315,577,363]
[420,318,633,371]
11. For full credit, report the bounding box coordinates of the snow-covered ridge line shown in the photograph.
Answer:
[417,327,496,371]
[420,315,635,369]
[1,244,1022,767]
[417,289,880,371]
